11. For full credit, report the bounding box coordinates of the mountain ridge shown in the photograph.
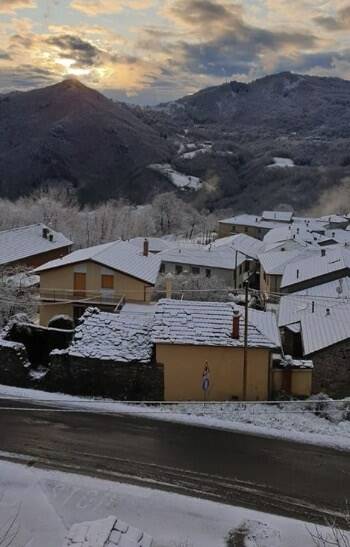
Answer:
[1,72,350,212]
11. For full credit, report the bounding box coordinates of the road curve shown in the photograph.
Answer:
[0,398,349,526]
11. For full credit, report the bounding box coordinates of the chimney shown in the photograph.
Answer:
[296,269,300,279]
[321,249,326,257]
[49,233,54,242]
[312,301,315,313]
[232,309,241,339]
[326,308,330,316]
[42,227,49,239]
[143,238,149,257]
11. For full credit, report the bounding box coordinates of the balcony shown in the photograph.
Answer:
[39,288,126,307]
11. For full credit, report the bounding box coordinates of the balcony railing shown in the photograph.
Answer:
[39,288,127,306]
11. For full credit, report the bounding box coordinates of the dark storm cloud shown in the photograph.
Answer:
[46,34,102,67]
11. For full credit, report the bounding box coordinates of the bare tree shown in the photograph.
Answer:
[0,266,37,329]
[308,510,350,547]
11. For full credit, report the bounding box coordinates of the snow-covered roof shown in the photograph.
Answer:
[281,247,350,289]
[0,224,72,267]
[69,308,153,363]
[35,240,161,285]
[319,214,348,225]
[324,229,350,246]
[218,214,280,230]
[263,225,329,246]
[258,249,315,276]
[210,233,264,259]
[160,245,246,270]
[152,299,279,349]
[262,211,293,222]
[301,304,350,355]
[278,277,350,327]
[128,237,174,253]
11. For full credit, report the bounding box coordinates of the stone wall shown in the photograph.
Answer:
[310,340,350,398]
[0,339,29,387]
[7,322,74,367]
[46,351,164,400]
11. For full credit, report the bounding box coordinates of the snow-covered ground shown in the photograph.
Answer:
[0,458,345,547]
[180,144,212,159]
[267,157,295,168]
[0,385,349,451]
[148,164,202,190]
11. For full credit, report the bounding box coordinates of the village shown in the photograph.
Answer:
[0,209,349,404]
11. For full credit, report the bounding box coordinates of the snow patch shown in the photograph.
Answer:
[267,157,295,168]
[149,164,202,191]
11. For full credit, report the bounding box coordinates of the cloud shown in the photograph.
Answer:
[0,0,35,13]
[314,5,350,31]
[70,0,152,16]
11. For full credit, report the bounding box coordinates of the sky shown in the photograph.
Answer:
[1,0,350,104]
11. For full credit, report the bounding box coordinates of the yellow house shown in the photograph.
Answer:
[35,240,161,325]
[152,299,281,401]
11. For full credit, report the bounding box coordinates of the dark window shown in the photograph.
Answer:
[160,263,165,274]
[245,261,249,272]
[245,227,248,233]
[239,265,242,274]
[205,269,211,278]
[175,265,183,275]
[73,306,87,324]
[192,267,200,275]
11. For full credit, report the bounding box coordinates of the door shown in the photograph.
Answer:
[74,272,86,297]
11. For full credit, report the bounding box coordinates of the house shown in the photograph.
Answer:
[281,247,350,294]
[152,299,281,401]
[278,278,350,396]
[0,224,72,270]
[258,248,318,299]
[159,244,251,289]
[210,233,264,259]
[35,240,161,325]
[262,211,293,223]
[48,307,162,400]
[217,214,282,240]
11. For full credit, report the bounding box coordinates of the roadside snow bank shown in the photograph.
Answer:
[0,384,349,451]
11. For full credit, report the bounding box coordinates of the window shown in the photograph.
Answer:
[192,267,200,275]
[239,265,242,275]
[74,272,86,297]
[245,261,249,272]
[160,263,165,274]
[205,269,211,278]
[245,227,248,233]
[101,274,114,290]
[175,265,183,275]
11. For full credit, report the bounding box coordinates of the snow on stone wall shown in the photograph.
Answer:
[63,516,153,546]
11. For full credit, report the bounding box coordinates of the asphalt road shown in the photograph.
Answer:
[0,398,349,526]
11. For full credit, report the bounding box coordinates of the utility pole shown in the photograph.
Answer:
[234,250,238,290]
[243,280,249,400]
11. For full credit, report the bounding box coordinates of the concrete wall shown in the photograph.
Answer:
[156,344,271,401]
[272,368,312,397]
[309,340,350,398]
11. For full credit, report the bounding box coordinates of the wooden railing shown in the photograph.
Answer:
[39,288,126,306]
